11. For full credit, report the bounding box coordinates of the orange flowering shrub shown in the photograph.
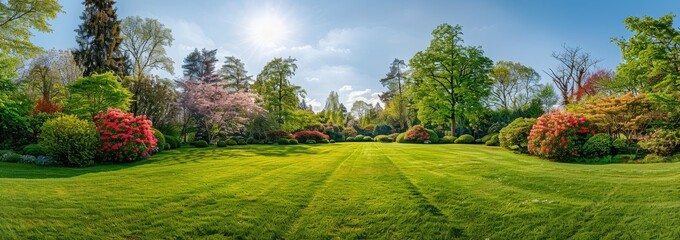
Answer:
[528,111,597,162]
[94,108,157,162]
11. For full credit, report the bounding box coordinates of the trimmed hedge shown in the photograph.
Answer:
[217,141,227,147]
[21,144,48,156]
[40,115,99,167]
[153,129,166,153]
[454,134,475,144]
[226,139,238,146]
[426,129,439,143]
[499,117,537,151]
[320,139,330,144]
[278,139,290,145]
[288,139,299,145]
[485,134,500,146]
[237,139,247,145]
[440,136,457,144]
[582,133,611,157]
[305,140,317,144]
[192,140,209,148]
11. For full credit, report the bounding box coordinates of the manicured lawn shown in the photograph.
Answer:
[1,143,679,239]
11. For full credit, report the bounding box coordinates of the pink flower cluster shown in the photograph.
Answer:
[293,130,329,143]
[94,108,157,162]
[528,111,597,162]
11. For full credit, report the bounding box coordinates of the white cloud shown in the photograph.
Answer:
[305,77,320,82]
[346,88,383,108]
[338,85,353,92]
[305,98,323,112]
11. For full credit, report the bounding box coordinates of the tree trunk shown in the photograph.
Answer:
[450,112,456,136]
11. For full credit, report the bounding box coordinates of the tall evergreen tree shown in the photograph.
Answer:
[219,56,252,92]
[73,0,128,77]
[182,48,219,83]
[322,91,343,124]
[254,57,303,125]
[380,58,408,129]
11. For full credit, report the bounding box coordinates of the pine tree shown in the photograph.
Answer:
[73,0,128,77]
[219,56,252,92]
[182,48,219,83]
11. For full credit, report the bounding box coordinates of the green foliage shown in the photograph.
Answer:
[320,139,330,144]
[192,140,209,148]
[582,133,612,158]
[20,144,47,156]
[329,139,336,143]
[226,139,238,146]
[639,129,680,156]
[288,139,299,145]
[363,136,372,142]
[165,136,181,149]
[454,134,475,144]
[374,135,392,143]
[253,57,304,126]
[153,129,166,153]
[409,23,493,133]
[345,137,354,142]
[305,140,317,144]
[0,0,61,58]
[73,0,127,76]
[237,139,247,145]
[613,154,637,163]
[278,139,290,145]
[440,136,457,144]
[66,72,132,119]
[216,141,227,148]
[426,129,439,144]
[485,134,500,146]
[247,137,256,144]
[120,16,175,77]
[39,115,98,167]
[0,152,22,163]
[499,117,537,151]
[355,135,365,140]
[396,133,407,143]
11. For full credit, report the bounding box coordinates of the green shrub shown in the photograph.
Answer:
[1,152,22,163]
[440,136,457,144]
[485,134,500,146]
[320,139,330,144]
[18,155,37,164]
[475,139,483,144]
[582,133,612,157]
[306,140,317,144]
[329,139,336,143]
[288,139,299,145]
[396,133,407,143]
[355,135,365,140]
[21,144,48,156]
[39,115,98,167]
[426,129,439,143]
[363,136,372,142]
[226,139,238,146]
[153,129,166,153]
[613,154,636,163]
[166,136,181,149]
[164,143,170,150]
[246,137,256,144]
[481,134,495,143]
[278,139,289,145]
[499,117,537,151]
[237,139,247,145]
[345,137,354,142]
[193,140,209,148]
[217,141,227,147]
[374,135,391,142]
[454,134,475,144]
[639,129,679,156]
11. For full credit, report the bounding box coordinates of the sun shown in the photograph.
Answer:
[246,9,291,49]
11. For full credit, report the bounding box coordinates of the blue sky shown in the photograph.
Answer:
[32,0,678,111]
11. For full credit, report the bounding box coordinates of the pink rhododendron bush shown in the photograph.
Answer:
[94,108,157,162]
[527,111,597,162]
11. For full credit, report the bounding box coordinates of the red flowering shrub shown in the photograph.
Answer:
[94,108,157,162]
[404,125,431,143]
[528,111,597,162]
[293,130,329,143]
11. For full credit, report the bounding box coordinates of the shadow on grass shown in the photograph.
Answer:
[0,144,323,179]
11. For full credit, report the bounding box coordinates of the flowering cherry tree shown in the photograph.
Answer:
[183,81,263,143]
[94,108,157,162]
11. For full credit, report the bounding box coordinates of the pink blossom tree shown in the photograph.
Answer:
[183,81,263,143]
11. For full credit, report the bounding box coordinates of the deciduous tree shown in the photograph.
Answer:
[0,0,61,59]
[65,72,132,119]
[120,16,174,78]
[254,57,304,126]
[545,46,600,105]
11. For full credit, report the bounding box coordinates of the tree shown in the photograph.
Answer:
[535,84,559,113]
[570,93,656,142]
[545,46,600,105]
[120,16,174,79]
[380,58,408,129]
[22,49,82,106]
[182,48,219,83]
[572,69,612,101]
[612,13,679,94]
[183,81,263,143]
[351,100,374,127]
[322,91,343,125]
[409,23,493,134]
[219,56,252,92]
[121,75,179,129]
[489,61,540,110]
[0,0,61,59]
[254,57,304,126]
[65,72,132,119]
[73,0,128,77]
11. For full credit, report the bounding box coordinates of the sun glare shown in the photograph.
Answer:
[246,9,290,49]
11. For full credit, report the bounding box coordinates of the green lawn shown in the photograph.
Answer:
[1,143,679,239]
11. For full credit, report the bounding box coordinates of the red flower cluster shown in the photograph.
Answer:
[405,125,430,143]
[528,111,597,162]
[94,108,157,162]
[293,130,329,143]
